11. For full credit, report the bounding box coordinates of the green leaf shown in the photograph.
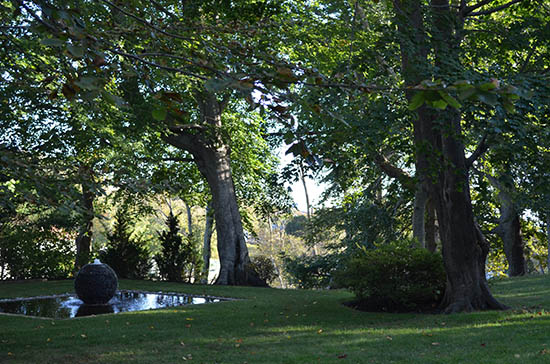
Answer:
[102,91,127,107]
[283,131,295,145]
[452,80,473,90]
[152,107,167,121]
[502,100,516,113]
[74,77,98,90]
[40,38,65,47]
[437,91,462,109]
[430,99,448,110]
[477,92,498,107]
[478,82,497,92]
[285,142,303,156]
[458,88,477,100]
[67,45,84,58]
[204,78,232,92]
[408,92,425,111]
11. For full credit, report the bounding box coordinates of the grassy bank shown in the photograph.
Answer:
[1,276,549,363]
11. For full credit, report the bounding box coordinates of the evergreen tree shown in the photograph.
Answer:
[99,204,151,279]
[155,211,201,282]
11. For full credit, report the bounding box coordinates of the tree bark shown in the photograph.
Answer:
[200,201,214,284]
[74,169,95,273]
[484,172,526,276]
[184,200,193,236]
[163,91,266,286]
[425,198,437,253]
[546,214,550,274]
[412,182,428,247]
[495,195,526,276]
[299,162,318,255]
[299,163,311,219]
[393,0,506,312]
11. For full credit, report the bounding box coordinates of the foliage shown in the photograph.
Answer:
[283,254,337,289]
[0,222,74,280]
[248,255,277,285]
[99,205,151,279]
[154,211,202,282]
[284,215,308,237]
[336,241,446,311]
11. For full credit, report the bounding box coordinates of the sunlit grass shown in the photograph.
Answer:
[1,276,550,363]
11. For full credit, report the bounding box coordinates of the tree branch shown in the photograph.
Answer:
[168,124,207,133]
[519,47,537,73]
[148,0,179,21]
[99,0,194,42]
[18,1,58,33]
[465,134,488,168]
[465,0,523,17]
[374,153,414,189]
[107,48,207,80]
[462,0,494,16]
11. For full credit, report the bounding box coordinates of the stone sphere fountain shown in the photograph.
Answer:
[74,259,118,305]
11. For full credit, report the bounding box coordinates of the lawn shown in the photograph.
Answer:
[1,276,550,363]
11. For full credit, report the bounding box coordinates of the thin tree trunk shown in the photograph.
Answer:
[299,163,311,220]
[299,162,318,255]
[495,204,526,276]
[74,171,95,273]
[485,174,526,276]
[184,200,193,236]
[201,201,214,284]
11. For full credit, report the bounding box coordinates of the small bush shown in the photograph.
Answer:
[99,206,151,279]
[337,241,446,311]
[283,254,337,289]
[249,255,277,285]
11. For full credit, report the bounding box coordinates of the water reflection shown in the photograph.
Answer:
[0,290,224,319]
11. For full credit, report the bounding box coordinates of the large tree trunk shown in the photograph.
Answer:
[74,171,94,273]
[412,182,428,247]
[393,0,506,312]
[425,198,437,253]
[163,91,266,286]
[194,144,264,285]
[430,117,504,312]
[546,214,550,273]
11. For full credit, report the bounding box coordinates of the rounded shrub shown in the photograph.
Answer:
[337,241,446,311]
[249,255,278,285]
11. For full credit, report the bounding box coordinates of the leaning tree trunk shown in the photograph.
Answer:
[74,170,95,273]
[163,91,266,286]
[193,144,265,285]
[394,0,506,312]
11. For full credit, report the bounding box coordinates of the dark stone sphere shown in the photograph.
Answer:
[74,261,118,305]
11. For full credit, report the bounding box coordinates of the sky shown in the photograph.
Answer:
[278,146,328,213]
